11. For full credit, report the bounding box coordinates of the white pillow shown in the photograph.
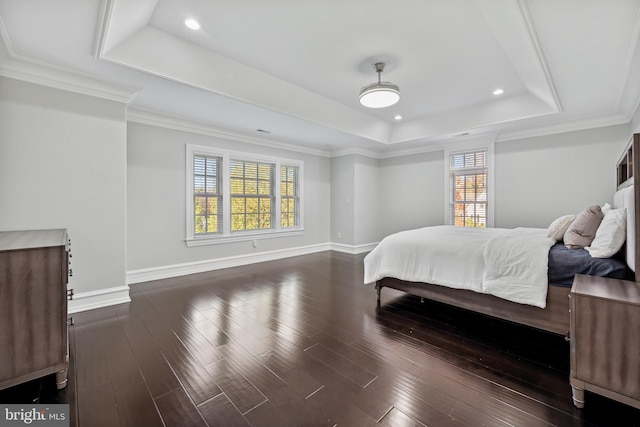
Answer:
[586,208,626,258]
[546,214,576,241]
[601,202,611,215]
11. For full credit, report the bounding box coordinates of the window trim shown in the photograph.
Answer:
[279,164,301,229]
[186,144,304,246]
[443,138,495,227]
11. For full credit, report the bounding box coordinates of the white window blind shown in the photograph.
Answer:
[449,150,488,227]
[230,159,275,232]
[187,145,304,246]
[280,165,299,228]
[193,155,222,234]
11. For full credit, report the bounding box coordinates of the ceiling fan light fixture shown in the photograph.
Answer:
[359,62,400,108]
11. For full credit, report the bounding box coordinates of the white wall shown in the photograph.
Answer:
[0,77,127,299]
[126,122,331,271]
[377,150,445,238]
[353,155,379,247]
[494,125,631,228]
[633,103,640,133]
[330,155,355,246]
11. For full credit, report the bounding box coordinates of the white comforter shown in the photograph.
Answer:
[363,226,555,308]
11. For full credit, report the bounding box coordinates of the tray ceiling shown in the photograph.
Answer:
[0,0,639,154]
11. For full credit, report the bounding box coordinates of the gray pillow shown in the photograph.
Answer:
[564,205,604,249]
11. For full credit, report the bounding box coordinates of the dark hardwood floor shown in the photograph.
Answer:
[2,250,640,426]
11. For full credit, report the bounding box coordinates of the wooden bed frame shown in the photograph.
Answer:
[375,133,640,337]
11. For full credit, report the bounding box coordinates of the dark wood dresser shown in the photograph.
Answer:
[570,274,640,409]
[0,229,71,390]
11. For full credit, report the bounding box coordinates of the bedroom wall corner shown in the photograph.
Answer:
[330,154,356,247]
[354,155,380,246]
[377,151,445,237]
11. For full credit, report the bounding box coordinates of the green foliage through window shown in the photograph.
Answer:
[230,160,274,232]
[189,146,303,241]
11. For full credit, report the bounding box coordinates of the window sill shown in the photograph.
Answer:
[186,229,304,247]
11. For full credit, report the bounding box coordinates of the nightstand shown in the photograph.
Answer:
[569,274,640,409]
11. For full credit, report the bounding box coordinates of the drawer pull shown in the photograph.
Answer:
[67,289,74,300]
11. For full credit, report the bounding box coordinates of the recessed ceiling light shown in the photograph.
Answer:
[394,115,403,121]
[493,88,504,96]
[184,18,201,30]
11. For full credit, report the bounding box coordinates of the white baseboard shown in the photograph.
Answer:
[330,242,378,254]
[68,285,131,314]
[126,243,332,284]
[70,242,377,313]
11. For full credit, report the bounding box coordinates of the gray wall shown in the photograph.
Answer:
[126,122,331,271]
[330,154,381,248]
[633,104,640,133]
[0,77,127,294]
[377,150,445,238]
[354,155,380,246]
[494,125,631,228]
[368,125,630,236]
[330,155,355,246]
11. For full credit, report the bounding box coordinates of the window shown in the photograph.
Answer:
[187,145,303,245]
[230,160,274,231]
[193,155,222,234]
[280,165,299,228]
[449,149,488,227]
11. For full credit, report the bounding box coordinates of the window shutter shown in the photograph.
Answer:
[280,165,299,228]
[193,155,222,234]
[449,150,488,227]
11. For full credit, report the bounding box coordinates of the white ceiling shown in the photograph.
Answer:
[1,0,639,155]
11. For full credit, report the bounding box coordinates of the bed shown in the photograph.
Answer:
[365,133,640,338]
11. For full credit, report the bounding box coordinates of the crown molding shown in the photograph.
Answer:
[329,147,382,159]
[129,109,448,160]
[0,57,138,104]
[375,144,444,159]
[127,108,333,158]
[496,112,630,143]
[0,5,137,104]
[329,142,447,159]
